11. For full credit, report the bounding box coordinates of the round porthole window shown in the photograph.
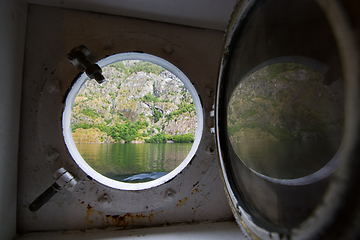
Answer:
[63,53,203,190]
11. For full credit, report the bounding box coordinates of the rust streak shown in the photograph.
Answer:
[101,210,156,228]
[191,187,199,194]
[176,197,189,207]
[85,204,94,223]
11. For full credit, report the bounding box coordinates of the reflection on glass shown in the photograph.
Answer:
[228,63,344,179]
[71,60,197,182]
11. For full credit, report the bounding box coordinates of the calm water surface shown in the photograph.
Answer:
[232,139,341,179]
[77,140,340,182]
[75,143,193,183]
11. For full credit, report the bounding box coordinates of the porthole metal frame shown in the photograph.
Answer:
[215,0,360,239]
[63,52,204,191]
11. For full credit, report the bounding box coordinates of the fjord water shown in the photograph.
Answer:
[75,143,193,183]
[227,63,344,180]
[232,139,341,179]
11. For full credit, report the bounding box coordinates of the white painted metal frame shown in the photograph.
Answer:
[17,5,232,232]
[63,52,203,191]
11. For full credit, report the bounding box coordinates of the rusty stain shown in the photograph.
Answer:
[85,202,165,228]
[191,185,200,195]
[102,210,156,228]
[176,197,189,207]
[84,203,165,228]
[84,209,162,228]
[192,187,199,194]
[85,204,95,223]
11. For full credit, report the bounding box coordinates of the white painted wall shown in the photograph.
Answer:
[15,221,244,240]
[0,0,28,239]
[27,0,237,31]
[17,5,233,233]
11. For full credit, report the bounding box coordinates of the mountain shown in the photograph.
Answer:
[227,63,344,143]
[71,60,197,143]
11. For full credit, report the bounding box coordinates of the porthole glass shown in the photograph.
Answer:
[227,62,344,179]
[63,53,203,190]
[216,0,345,233]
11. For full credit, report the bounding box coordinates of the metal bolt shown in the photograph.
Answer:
[29,168,77,212]
[67,45,106,84]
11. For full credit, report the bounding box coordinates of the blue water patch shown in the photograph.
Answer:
[107,172,169,183]
[123,172,168,182]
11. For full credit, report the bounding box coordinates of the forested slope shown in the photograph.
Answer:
[71,60,197,143]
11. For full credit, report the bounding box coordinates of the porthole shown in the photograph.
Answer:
[215,0,355,237]
[63,53,203,190]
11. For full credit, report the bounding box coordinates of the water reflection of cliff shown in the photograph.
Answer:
[227,63,344,144]
[227,63,344,179]
[76,143,192,182]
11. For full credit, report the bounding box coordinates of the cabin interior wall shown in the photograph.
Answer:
[0,0,28,239]
[16,4,233,234]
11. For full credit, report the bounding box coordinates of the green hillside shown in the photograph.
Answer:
[71,60,196,143]
[227,63,344,143]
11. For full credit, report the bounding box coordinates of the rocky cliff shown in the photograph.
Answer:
[71,60,197,143]
[227,63,344,143]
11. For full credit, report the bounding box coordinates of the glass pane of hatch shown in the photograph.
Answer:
[216,0,344,234]
[228,62,343,179]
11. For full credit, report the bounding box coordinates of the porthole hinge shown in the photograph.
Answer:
[210,104,215,134]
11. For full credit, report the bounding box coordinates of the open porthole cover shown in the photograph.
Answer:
[63,52,203,191]
[215,0,360,239]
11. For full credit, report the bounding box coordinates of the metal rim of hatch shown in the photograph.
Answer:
[63,52,203,191]
[215,0,360,239]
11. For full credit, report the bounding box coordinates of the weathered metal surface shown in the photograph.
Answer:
[67,45,105,84]
[17,4,233,233]
[15,221,244,240]
[29,168,77,212]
